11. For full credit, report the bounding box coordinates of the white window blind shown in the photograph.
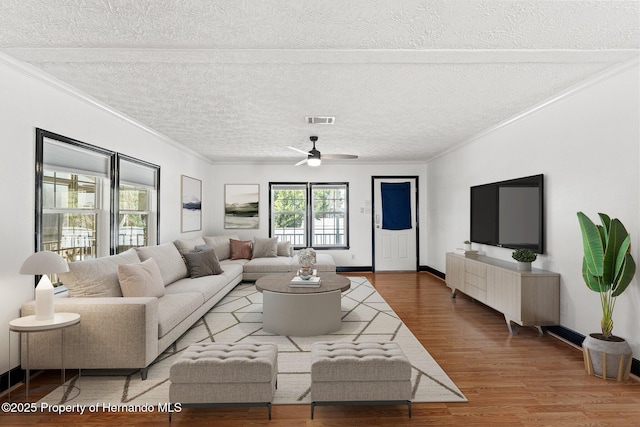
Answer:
[119,158,157,188]
[43,137,110,178]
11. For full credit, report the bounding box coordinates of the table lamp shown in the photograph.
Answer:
[19,251,69,321]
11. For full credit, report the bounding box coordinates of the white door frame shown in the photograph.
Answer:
[371,176,420,272]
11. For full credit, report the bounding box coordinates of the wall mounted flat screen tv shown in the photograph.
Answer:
[470,174,544,253]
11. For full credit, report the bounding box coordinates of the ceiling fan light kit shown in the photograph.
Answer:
[307,157,321,167]
[307,136,322,166]
[289,136,357,167]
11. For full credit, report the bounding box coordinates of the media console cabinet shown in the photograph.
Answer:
[445,252,560,334]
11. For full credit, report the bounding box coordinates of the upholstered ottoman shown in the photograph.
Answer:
[310,341,412,418]
[169,342,278,420]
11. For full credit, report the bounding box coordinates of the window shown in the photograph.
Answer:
[271,184,307,246]
[117,156,159,253]
[39,133,113,268]
[36,129,160,285]
[42,171,100,262]
[312,185,347,247]
[270,183,349,249]
[118,184,150,251]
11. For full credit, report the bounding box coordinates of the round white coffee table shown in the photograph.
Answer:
[255,273,351,336]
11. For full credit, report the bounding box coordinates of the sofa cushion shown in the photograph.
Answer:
[243,256,293,274]
[157,293,204,338]
[203,234,239,261]
[60,248,140,297]
[165,274,232,302]
[136,243,188,286]
[182,249,224,278]
[217,261,246,282]
[252,237,277,259]
[117,258,165,298]
[230,239,252,260]
[220,258,249,268]
[277,241,292,257]
[174,236,207,253]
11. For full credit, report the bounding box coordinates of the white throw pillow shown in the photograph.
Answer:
[135,243,188,285]
[117,258,165,298]
[252,237,278,259]
[277,241,292,257]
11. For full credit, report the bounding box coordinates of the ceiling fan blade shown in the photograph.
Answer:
[322,153,358,160]
[295,158,308,166]
[288,146,309,155]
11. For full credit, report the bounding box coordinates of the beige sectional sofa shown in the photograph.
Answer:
[19,234,335,379]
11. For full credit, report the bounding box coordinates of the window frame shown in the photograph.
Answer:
[269,182,349,250]
[36,129,115,258]
[310,183,349,248]
[115,154,160,253]
[270,182,308,247]
[42,170,102,264]
[35,128,160,271]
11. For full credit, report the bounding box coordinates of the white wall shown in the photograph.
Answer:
[5,45,635,381]
[0,54,428,379]
[0,55,212,377]
[426,60,640,356]
[208,162,427,267]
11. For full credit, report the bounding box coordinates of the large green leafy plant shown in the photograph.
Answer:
[577,212,636,339]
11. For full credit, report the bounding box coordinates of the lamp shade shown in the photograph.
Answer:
[20,251,69,321]
[20,251,69,275]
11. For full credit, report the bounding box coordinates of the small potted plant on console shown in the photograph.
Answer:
[511,248,537,271]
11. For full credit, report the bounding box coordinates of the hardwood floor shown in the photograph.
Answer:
[2,272,639,426]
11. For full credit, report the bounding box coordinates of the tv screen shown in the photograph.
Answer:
[470,174,544,253]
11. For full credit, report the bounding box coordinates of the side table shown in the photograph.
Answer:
[8,312,80,400]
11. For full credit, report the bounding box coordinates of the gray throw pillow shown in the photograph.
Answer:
[277,241,292,257]
[182,248,224,278]
[252,237,278,259]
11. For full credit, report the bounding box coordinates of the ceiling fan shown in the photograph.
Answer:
[288,136,358,167]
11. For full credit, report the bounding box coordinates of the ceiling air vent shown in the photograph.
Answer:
[306,116,335,125]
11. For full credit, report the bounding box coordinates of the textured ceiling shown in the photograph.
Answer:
[1,1,638,164]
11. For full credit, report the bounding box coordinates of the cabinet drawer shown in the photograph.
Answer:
[465,272,487,290]
[465,262,486,278]
[464,284,486,302]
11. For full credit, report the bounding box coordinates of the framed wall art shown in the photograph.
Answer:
[181,175,202,232]
[225,184,259,229]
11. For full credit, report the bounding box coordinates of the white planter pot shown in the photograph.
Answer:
[583,333,633,381]
[516,261,531,271]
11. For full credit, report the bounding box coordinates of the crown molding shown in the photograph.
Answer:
[3,47,638,65]
[0,51,213,164]
[428,55,640,163]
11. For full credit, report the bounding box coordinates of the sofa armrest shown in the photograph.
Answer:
[19,297,159,370]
